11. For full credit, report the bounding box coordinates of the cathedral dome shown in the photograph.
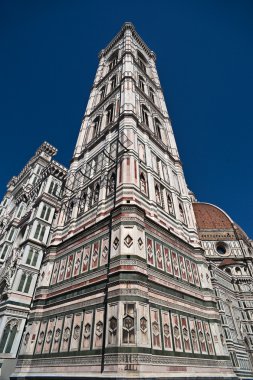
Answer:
[193,203,233,230]
[193,202,252,246]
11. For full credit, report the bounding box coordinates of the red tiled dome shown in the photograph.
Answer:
[193,203,232,230]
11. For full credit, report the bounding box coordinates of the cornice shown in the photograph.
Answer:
[99,22,156,60]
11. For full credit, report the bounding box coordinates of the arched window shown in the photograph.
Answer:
[78,189,87,214]
[108,172,116,194]
[23,274,32,293]
[108,51,118,71]
[137,51,147,73]
[140,173,147,194]
[93,183,100,204]
[154,118,162,140]
[167,192,174,215]
[139,75,145,92]
[179,202,186,224]
[66,201,74,222]
[100,85,106,101]
[0,320,18,353]
[18,273,26,292]
[92,116,100,138]
[106,104,114,125]
[110,75,117,91]
[155,184,161,204]
[149,87,155,103]
[141,105,149,127]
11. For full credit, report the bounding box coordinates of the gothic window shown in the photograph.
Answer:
[33,223,46,242]
[92,116,100,138]
[0,244,9,260]
[23,274,32,293]
[17,273,32,293]
[97,153,103,172]
[108,52,118,70]
[162,163,169,183]
[155,184,161,205]
[108,317,117,345]
[106,104,114,125]
[40,204,52,221]
[139,75,145,92]
[149,87,155,103]
[100,85,106,101]
[48,180,60,197]
[178,202,186,224]
[108,172,116,194]
[16,203,25,219]
[26,248,39,267]
[110,75,117,90]
[65,201,74,223]
[167,192,174,215]
[122,303,135,344]
[93,183,100,204]
[138,141,146,162]
[141,105,149,127]
[78,189,87,214]
[137,51,147,73]
[154,118,162,140]
[7,227,15,242]
[0,320,18,353]
[140,172,147,194]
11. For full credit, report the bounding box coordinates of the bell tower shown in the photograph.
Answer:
[14,23,236,379]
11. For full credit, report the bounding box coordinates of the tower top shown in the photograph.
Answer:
[99,22,156,60]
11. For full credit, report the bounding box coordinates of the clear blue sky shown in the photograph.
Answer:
[1,0,252,237]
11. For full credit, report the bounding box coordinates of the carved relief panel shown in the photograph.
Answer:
[93,308,104,349]
[81,310,93,351]
[100,237,109,266]
[73,249,82,277]
[138,303,150,347]
[35,320,47,355]
[161,311,173,351]
[150,308,161,349]
[43,318,55,354]
[180,316,192,353]
[107,303,118,346]
[189,318,200,354]
[70,312,83,351]
[51,317,64,353]
[171,313,183,352]
[122,303,136,345]
[60,315,73,352]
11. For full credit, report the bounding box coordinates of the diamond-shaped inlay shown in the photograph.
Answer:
[113,237,119,250]
[124,234,133,248]
[138,237,143,249]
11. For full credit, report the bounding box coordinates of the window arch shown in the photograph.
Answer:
[17,272,33,293]
[110,75,117,91]
[149,87,155,103]
[139,75,145,92]
[137,51,147,73]
[92,116,100,139]
[167,192,174,215]
[0,320,18,353]
[108,172,116,194]
[155,184,161,204]
[178,202,186,224]
[105,104,114,125]
[100,85,106,101]
[108,51,118,71]
[93,183,100,204]
[140,172,147,194]
[141,105,149,127]
[78,189,87,214]
[154,118,162,140]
